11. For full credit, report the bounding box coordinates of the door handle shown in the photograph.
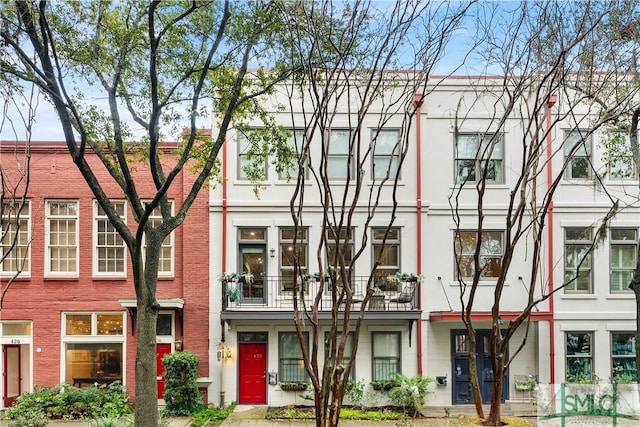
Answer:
[156,376,162,380]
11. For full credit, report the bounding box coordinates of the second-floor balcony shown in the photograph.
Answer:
[220,275,421,321]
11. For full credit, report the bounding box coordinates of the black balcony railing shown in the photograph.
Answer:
[221,275,419,312]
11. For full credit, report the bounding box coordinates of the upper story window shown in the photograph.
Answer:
[144,203,174,277]
[238,134,267,181]
[1,200,30,276]
[606,133,637,180]
[455,133,504,184]
[327,130,353,179]
[46,200,78,277]
[372,129,401,180]
[610,228,637,293]
[279,227,308,292]
[94,201,126,277]
[454,230,503,279]
[564,227,592,293]
[564,130,592,179]
[372,227,400,290]
[278,130,308,181]
[325,226,354,276]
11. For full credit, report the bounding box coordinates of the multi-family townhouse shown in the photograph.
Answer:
[209,75,639,410]
[208,87,425,407]
[549,118,639,385]
[0,141,210,407]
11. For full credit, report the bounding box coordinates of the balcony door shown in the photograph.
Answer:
[239,245,266,304]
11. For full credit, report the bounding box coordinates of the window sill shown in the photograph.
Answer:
[157,275,175,281]
[560,294,597,299]
[44,276,79,281]
[92,276,128,281]
[0,275,30,281]
[606,293,635,300]
[451,183,509,190]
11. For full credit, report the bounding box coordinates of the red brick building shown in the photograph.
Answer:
[0,140,210,408]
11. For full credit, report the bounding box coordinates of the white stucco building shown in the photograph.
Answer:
[206,75,638,410]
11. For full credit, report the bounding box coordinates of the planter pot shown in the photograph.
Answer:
[371,381,398,391]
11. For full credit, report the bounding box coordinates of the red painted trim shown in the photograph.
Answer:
[428,311,553,322]
[413,94,424,376]
[222,137,228,272]
[545,95,557,384]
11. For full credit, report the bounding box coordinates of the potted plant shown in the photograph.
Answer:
[226,284,241,303]
[279,381,308,391]
[395,272,424,283]
[514,375,536,391]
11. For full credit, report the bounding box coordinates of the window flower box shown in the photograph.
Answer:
[279,382,308,391]
[370,380,399,391]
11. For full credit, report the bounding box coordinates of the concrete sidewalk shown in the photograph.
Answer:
[0,416,193,426]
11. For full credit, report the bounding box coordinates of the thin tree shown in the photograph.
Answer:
[453,1,640,425]
[0,84,35,309]
[276,1,473,426]
[0,2,294,425]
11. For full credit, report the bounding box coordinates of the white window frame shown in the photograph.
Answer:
[1,200,30,277]
[279,227,308,292]
[564,227,592,293]
[606,133,637,180]
[372,331,401,381]
[372,129,401,180]
[372,227,400,289]
[62,312,126,386]
[565,331,593,382]
[279,331,308,382]
[327,129,353,179]
[93,201,127,277]
[238,134,267,181]
[563,130,592,180]
[143,202,174,277]
[610,228,637,293]
[455,133,504,184]
[45,200,79,277]
[278,130,308,181]
[454,230,504,279]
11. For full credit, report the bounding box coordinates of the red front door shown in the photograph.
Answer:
[156,343,172,399]
[3,345,21,407]
[238,343,267,404]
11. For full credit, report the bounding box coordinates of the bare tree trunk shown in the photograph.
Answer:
[467,329,484,419]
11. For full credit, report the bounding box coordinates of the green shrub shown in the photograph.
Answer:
[387,374,434,417]
[345,379,365,408]
[162,351,204,415]
[192,403,236,427]
[4,382,132,421]
[7,407,47,427]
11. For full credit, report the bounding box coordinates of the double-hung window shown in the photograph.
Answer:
[144,203,174,277]
[612,332,637,382]
[327,130,352,179]
[94,201,126,277]
[46,200,78,277]
[566,332,593,382]
[279,332,308,382]
[238,134,267,180]
[454,230,503,279]
[607,133,637,179]
[372,332,400,381]
[325,332,355,379]
[279,227,308,292]
[1,200,30,276]
[372,129,401,180]
[564,130,592,179]
[610,228,637,293]
[278,130,307,181]
[325,226,354,279]
[455,133,503,184]
[372,227,400,290]
[564,227,592,293]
